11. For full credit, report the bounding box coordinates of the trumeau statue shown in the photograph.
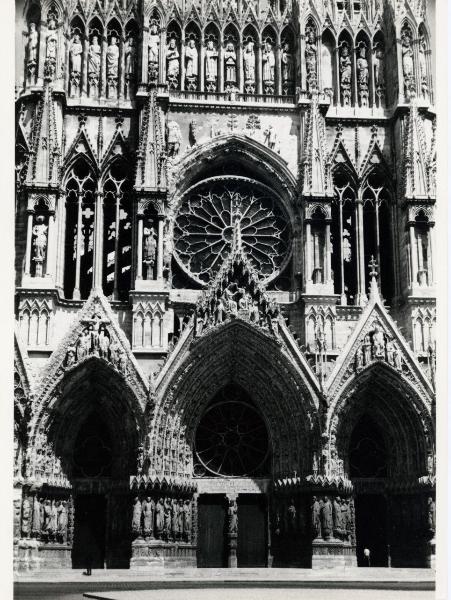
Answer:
[166,38,180,88]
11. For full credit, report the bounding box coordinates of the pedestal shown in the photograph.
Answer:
[227,532,238,568]
[130,539,197,569]
[311,538,357,569]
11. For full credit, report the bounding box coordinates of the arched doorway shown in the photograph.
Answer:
[349,414,388,567]
[194,384,270,568]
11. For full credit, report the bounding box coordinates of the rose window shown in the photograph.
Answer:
[194,398,270,477]
[173,176,291,285]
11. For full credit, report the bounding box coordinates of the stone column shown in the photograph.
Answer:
[276,35,282,96]
[92,191,104,291]
[45,208,57,280]
[157,216,164,280]
[218,38,224,93]
[113,193,121,299]
[256,42,263,95]
[199,33,205,93]
[55,192,66,294]
[82,35,89,96]
[325,220,332,285]
[305,220,312,287]
[136,213,144,281]
[355,198,367,305]
[409,222,418,288]
[180,32,186,91]
[24,210,34,277]
[73,193,83,300]
[226,494,238,568]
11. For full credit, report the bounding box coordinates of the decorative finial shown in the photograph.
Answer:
[369,255,378,279]
[78,113,87,128]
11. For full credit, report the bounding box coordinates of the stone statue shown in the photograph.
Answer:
[339,44,352,106]
[89,323,100,356]
[27,23,39,75]
[393,345,402,371]
[166,38,180,87]
[98,327,110,359]
[419,36,428,97]
[374,46,385,89]
[312,496,321,538]
[205,40,218,91]
[386,339,395,365]
[21,497,31,537]
[224,42,237,87]
[155,498,164,539]
[305,28,317,89]
[243,41,255,92]
[132,497,142,536]
[282,43,294,87]
[263,125,278,151]
[57,500,68,543]
[107,36,119,89]
[77,329,90,360]
[88,36,101,90]
[355,346,364,370]
[320,496,333,539]
[357,46,369,106]
[372,326,385,358]
[143,226,157,277]
[363,334,372,364]
[185,39,198,89]
[49,500,58,537]
[177,499,184,538]
[117,348,126,374]
[287,498,297,532]
[32,496,42,537]
[70,34,83,77]
[66,346,76,367]
[249,300,260,323]
[333,496,342,535]
[148,24,160,82]
[402,29,414,96]
[228,498,238,534]
[125,37,136,79]
[45,17,58,79]
[262,41,275,93]
[171,498,179,540]
[143,497,155,537]
[167,121,182,157]
[183,499,191,541]
[163,497,172,540]
[427,497,435,532]
[32,216,48,262]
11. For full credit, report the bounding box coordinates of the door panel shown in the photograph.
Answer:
[355,494,388,567]
[197,494,227,567]
[237,494,267,567]
[72,494,106,569]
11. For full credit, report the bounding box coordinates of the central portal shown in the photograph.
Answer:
[237,494,267,567]
[72,494,106,569]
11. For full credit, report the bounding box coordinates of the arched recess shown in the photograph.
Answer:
[29,359,146,568]
[321,28,336,101]
[151,319,321,480]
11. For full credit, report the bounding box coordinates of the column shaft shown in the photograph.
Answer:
[157,217,164,280]
[73,194,83,299]
[24,211,34,277]
[136,215,144,281]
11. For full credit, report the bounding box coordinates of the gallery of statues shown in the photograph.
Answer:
[14,0,436,572]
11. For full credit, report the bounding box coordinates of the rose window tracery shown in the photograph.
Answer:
[174,177,291,285]
[194,391,270,477]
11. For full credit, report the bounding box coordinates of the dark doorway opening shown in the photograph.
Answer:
[197,494,227,567]
[237,494,267,567]
[72,494,106,569]
[355,494,388,567]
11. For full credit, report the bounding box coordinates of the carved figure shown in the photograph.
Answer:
[333,496,342,535]
[66,346,76,367]
[21,497,31,537]
[27,23,39,71]
[125,37,136,79]
[32,216,48,262]
[357,46,369,106]
[49,500,58,536]
[45,17,58,79]
[155,498,164,538]
[340,44,352,105]
[243,41,255,91]
[372,326,385,358]
[98,327,110,359]
[320,496,333,539]
[183,499,191,541]
[143,497,155,537]
[132,497,142,536]
[363,334,372,364]
[282,43,294,84]
[107,37,119,83]
[374,46,385,88]
[143,226,157,268]
[305,28,317,88]
[355,346,364,370]
[163,497,172,540]
[88,36,101,85]
[167,121,182,157]
[287,498,297,533]
[312,496,321,538]
[224,42,237,85]
[205,40,218,90]
[419,36,428,97]
[166,38,180,86]
[427,497,435,532]
[57,500,68,543]
[386,339,395,365]
[263,125,278,150]
[402,29,414,95]
[171,498,179,539]
[393,345,402,371]
[70,34,83,75]
[117,349,126,374]
[32,496,42,537]
[228,498,238,534]
[262,41,275,92]
[89,323,99,356]
[185,39,198,80]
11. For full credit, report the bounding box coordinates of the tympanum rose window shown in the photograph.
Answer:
[174,176,291,285]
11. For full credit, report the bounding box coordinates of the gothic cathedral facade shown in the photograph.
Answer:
[14,0,436,571]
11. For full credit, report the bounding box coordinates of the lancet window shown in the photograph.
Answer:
[409,210,434,288]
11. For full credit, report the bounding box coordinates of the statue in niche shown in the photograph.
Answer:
[402,29,414,97]
[57,500,68,543]
[163,497,172,541]
[155,497,164,539]
[185,39,198,90]
[49,500,58,538]
[227,498,238,534]
[107,36,119,92]
[143,225,157,280]
[333,496,342,536]
[374,45,385,90]
[70,34,83,90]
[177,499,184,539]
[148,24,160,83]
[243,41,256,93]
[363,333,372,364]
[205,39,218,92]
[125,37,136,81]
[88,36,101,93]
[21,497,31,537]
[183,499,191,541]
[171,498,179,540]
[281,43,294,92]
[339,44,352,105]
[98,326,110,359]
[32,496,42,537]
[143,497,155,537]
[132,497,142,537]
[32,215,48,276]
[357,45,369,106]
[312,496,321,538]
[89,323,100,356]
[224,42,237,88]
[320,496,333,539]
[166,38,180,88]
[45,16,58,80]
[372,325,385,357]
[305,28,317,89]
[262,41,275,94]
[167,121,182,157]
[27,23,39,78]
[419,36,428,98]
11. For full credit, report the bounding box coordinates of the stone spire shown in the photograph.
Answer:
[135,89,166,191]
[25,84,61,188]
[302,92,329,197]
[403,98,428,199]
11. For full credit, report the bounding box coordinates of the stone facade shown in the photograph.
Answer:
[15,0,435,572]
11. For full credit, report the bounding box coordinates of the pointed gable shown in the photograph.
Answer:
[34,290,149,411]
[302,92,330,197]
[101,118,131,169]
[325,273,434,405]
[360,125,391,180]
[135,89,165,190]
[64,115,99,171]
[403,99,429,198]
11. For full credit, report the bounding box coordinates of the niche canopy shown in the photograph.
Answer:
[173,176,291,285]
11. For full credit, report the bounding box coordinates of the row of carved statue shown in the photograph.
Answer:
[355,327,403,372]
[21,496,71,544]
[132,496,193,542]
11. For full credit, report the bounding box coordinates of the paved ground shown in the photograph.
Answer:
[14,568,435,600]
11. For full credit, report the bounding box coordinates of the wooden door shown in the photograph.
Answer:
[72,494,106,569]
[237,494,267,567]
[197,494,227,567]
[355,494,388,567]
